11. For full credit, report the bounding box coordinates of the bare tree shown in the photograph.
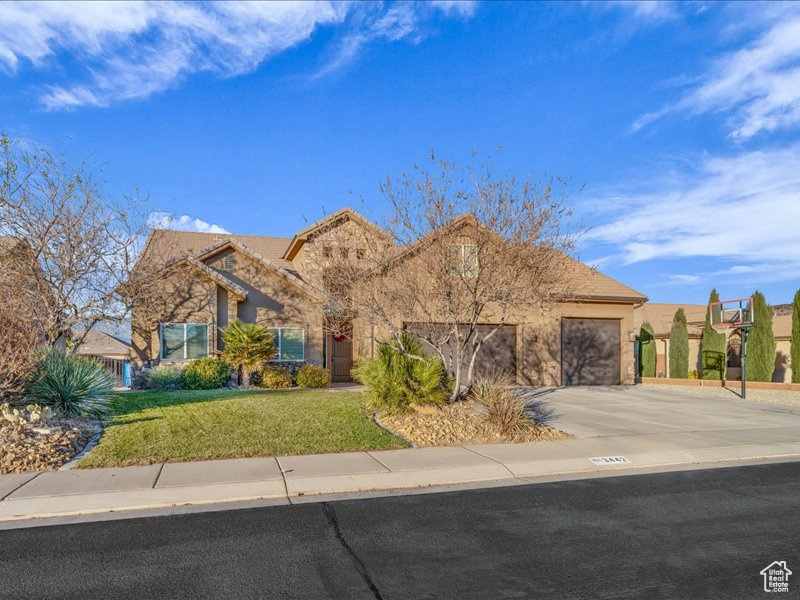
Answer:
[324,153,580,401]
[0,136,159,350]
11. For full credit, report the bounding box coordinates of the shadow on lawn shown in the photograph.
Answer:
[106,388,294,418]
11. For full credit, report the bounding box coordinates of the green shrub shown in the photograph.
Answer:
[253,365,293,389]
[701,289,726,380]
[748,290,775,382]
[668,308,689,379]
[639,322,656,378]
[147,365,184,391]
[295,364,330,388]
[352,333,448,415]
[469,370,531,436]
[182,357,230,390]
[26,349,113,417]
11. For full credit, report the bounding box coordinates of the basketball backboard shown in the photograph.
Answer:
[710,297,754,331]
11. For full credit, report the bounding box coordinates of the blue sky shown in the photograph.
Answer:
[1,1,799,305]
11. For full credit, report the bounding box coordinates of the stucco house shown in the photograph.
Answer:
[633,303,793,383]
[130,208,647,386]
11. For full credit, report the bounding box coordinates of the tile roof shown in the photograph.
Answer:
[74,329,130,356]
[142,230,294,270]
[567,260,648,303]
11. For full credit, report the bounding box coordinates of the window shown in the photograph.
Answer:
[323,246,332,258]
[161,323,208,360]
[268,327,305,360]
[450,244,478,278]
[222,255,237,272]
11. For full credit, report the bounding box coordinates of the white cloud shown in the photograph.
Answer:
[583,145,800,284]
[634,9,800,139]
[0,1,476,109]
[606,1,677,24]
[148,211,229,234]
[430,1,479,19]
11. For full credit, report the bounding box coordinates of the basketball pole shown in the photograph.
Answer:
[740,325,748,400]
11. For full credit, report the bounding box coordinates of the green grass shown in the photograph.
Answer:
[78,389,407,468]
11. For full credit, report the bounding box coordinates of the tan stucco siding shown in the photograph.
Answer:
[205,249,324,365]
[350,300,636,386]
[130,264,218,364]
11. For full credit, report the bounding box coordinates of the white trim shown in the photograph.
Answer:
[160,322,210,361]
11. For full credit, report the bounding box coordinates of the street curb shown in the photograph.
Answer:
[4,452,800,524]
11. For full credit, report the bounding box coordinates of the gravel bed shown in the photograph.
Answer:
[380,401,570,447]
[0,418,96,474]
[641,383,800,408]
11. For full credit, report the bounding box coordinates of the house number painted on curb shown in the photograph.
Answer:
[588,456,631,465]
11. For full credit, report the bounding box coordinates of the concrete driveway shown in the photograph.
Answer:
[535,385,800,438]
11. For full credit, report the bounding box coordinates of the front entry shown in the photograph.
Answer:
[330,334,354,382]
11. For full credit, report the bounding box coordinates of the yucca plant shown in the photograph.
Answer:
[352,333,448,415]
[26,348,113,417]
[220,320,276,387]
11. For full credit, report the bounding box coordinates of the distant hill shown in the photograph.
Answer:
[771,304,793,317]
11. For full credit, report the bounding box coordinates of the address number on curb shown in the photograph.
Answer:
[588,456,631,465]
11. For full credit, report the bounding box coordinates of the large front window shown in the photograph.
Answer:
[268,327,305,360]
[161,323,209,360]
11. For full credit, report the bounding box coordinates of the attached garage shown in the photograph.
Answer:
[561,318,621,385]
[405,323,517,379]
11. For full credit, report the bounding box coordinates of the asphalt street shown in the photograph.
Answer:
[2,462,799,599]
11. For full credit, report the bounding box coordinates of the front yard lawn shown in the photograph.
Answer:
[78,389,407,468]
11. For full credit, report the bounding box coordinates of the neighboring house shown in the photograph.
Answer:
[73,329,132,387]
[74,329,131,360]
[131,208,647,386]
[633,303,793,382]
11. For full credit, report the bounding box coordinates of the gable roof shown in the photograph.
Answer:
[382,213,647,303]
[282,207,390,260]
[74,329,131,356]
[564,258,647,303]
[192,238,322,300]
[167,257,249,301]
[140,230,294,271]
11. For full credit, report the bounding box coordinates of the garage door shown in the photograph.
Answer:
[561,318,620,385]
[405,323,517,379]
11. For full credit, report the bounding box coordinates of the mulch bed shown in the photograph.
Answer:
[0,418,97,474]
[380,402,570,447]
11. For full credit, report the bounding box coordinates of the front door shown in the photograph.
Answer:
[331,335,353,382]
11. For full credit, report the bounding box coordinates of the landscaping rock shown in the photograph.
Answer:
[0,416,96,474]
[381,401,570,447]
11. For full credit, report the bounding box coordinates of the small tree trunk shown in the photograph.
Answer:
[242,368,251,388]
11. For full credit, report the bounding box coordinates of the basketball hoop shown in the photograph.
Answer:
[708,296,755,399]
[709,297,754,332]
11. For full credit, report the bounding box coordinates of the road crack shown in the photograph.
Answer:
[322,502,384,600]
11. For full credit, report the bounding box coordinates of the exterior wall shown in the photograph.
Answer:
[351,300,637,387]
[130,263,218,366]
[204,248,324,366]
[290,218,386,291]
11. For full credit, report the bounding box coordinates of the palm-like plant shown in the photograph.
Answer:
[220,320,276,387]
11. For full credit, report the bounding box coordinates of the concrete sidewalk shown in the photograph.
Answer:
[4,424,800,523]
